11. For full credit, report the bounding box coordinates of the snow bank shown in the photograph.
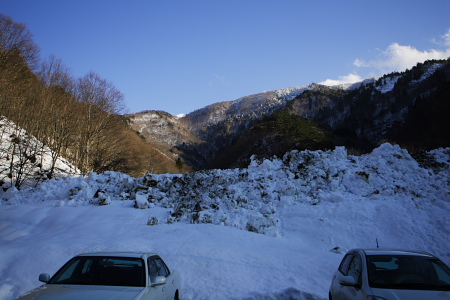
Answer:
[2,144,448,238]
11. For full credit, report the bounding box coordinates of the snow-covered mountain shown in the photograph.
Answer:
[125,110,202,167]
[126,84,327,168]
[1,143,449,299]
[306,60,450,144]
[127,59,450,170]
[183,84,318,129]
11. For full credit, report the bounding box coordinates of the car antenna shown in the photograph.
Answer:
[376,238,379,248]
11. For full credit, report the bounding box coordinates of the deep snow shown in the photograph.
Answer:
[1,143,449,300]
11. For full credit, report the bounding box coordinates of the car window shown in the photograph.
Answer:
[339,254,354,275]
[49,256,145,287]
[367,255,450,289]
[370,256,397,270]
[81,259,93,275]
[56,258,84,282]
[430,259,450,284]
[347,255,362,282]
[148,256,170,278]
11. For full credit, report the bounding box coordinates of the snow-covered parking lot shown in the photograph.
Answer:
[1,144,449,299]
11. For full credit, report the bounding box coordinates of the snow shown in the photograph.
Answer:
[375,63,444,94]
[331,78,377,91]
[0,117,80,189]
[273,84,313,101]
[375,76,400,93]
[1,144,450,300]
[410,63,444,86]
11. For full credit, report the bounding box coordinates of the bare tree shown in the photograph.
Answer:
[0,13,40,72]
[37,55,74,93]
[73,72,126,174]
[36,55,78,176]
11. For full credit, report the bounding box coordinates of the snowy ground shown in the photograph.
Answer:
[1,143,449,300]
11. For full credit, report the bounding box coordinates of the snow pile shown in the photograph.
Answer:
[1,144,449,300]
[3,144,448,238]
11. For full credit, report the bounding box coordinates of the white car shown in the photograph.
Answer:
[329,249,450,300]
[15,252,181,300]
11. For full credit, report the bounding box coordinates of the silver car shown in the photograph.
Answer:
[329,249,450,300]
[15,252,181,300]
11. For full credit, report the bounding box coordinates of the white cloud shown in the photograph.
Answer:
[354,30,450,74]
[320,73,364,86]
[321,29,450,86]
[353,58,368,67]
[355,42,450,74]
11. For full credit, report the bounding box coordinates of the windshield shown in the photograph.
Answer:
[48,256,145,287]
[366,255,450,290]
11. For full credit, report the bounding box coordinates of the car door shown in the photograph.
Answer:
[331,253,353,300]
[339,253,366,300]
[147,256,173,300]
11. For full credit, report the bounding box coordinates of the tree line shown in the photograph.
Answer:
[0,13,182,189]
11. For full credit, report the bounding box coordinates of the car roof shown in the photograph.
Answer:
[76,252,159,259]
[360,249,435,257]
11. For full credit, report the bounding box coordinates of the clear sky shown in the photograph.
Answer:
[2,0,450,116]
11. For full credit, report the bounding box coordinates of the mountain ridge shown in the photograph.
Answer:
[127,58,450,170]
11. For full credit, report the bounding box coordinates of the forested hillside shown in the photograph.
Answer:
[185,59,450,169]
[0,13,182,189]
[289,60,450,150]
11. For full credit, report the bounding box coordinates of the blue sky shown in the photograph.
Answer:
[2,0,450,115]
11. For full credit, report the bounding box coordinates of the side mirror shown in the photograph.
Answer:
[39,273,51,283]
[339,275,357,287]
[151,276,167,287]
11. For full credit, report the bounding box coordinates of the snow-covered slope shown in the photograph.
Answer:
[183,83,320,131]
[0,117,80,189]
[173,84,329,168]
[1,143,449,300]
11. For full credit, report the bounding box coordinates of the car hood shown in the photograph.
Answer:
[16,284,146,300]
[371,287,450,300]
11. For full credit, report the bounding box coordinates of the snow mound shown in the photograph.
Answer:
[2,144,449,238]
